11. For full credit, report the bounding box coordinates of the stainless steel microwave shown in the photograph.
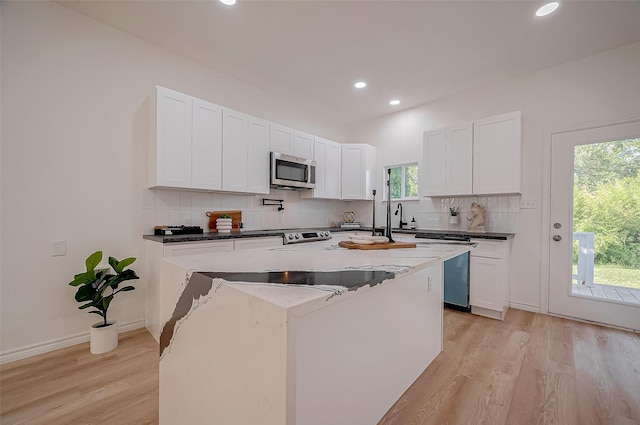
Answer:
[270,152,316,190]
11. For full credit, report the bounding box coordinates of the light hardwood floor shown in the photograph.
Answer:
[0,328,158,425]
[1,310,638,425]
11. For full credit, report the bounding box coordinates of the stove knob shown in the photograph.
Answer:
[287,234,294,240]
[295,233,301,239]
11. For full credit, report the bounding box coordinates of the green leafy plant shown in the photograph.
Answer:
[218,214,231,219]
[449,207,459,216]
[69,251,139,328]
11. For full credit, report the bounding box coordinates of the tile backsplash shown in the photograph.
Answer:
[142,189,521,234]
[142,189,351,234]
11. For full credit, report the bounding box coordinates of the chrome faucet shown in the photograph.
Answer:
[395,203,407,229]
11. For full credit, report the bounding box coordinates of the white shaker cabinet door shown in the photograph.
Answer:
[154,87,193,188]
[222,108,249,192]
[422,129,446,197]
[191,98,223,190]
[269,123,294,154]
[313,138,328,197]
[473,111,522,195]
[445,123,473,196]
[341,144,375,200]
[324,140,341,199]
[293,130,314,159]
[246,116,270,194]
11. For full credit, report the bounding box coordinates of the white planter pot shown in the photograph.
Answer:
[448,216,459,225]
[90,321,118,354]
[216,218,233,233]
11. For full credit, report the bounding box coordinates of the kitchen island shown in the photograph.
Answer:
[157,236,473,425]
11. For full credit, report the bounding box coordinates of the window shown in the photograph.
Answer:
[385,163,419,200]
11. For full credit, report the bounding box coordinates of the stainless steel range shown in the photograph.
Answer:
[283,230,332,244]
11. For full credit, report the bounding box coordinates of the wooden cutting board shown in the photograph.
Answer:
[206,210,242,231]
[338,240,417,250]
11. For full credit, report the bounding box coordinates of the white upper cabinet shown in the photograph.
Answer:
[301,137,341,199]
[422,123,472,197]
[149,87,193,188]
[222,108,249,192]
[446,123,473,196]
[149,86,223,190]
[293,130,314,159]
[472,111,522,195]
[192,98,223,190]
[341,144,376,200]
[422,129,446,197]
[222,109,270,194]
[269,123,294,155]
[421,112,521,197]
[269,123,314,159]
[246,116,270,194]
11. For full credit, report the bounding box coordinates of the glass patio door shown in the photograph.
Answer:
[549,120,640,330]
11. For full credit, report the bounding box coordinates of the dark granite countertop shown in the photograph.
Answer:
[143,226,514,243]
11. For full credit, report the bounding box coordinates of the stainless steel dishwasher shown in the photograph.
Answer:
[415,233,471,312]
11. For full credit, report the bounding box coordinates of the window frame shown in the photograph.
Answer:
[383,162,419,201]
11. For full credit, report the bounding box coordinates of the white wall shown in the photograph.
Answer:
[349,41,640,312]
[0,1,348,361]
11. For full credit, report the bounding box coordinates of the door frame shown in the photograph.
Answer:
[541,116,640,328]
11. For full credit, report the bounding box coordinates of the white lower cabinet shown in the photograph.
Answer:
[145,236,283,341]
[469,238,511,320]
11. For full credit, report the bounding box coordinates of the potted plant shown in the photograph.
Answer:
[69,250,139,354]
[449,207,460,225]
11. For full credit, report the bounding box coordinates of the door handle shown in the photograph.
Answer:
[553,235,562,241]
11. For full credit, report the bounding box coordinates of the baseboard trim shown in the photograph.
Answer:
[509,301,541,313]
[0,320,145,365]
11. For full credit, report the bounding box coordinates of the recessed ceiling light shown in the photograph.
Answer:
[536,2,559,17]
[389,99,400,106]
[354,81,367,89]
[219,0,237,5]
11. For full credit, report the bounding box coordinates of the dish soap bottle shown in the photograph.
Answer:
[410,217,417,229]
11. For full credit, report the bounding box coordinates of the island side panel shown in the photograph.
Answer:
[159,282,289,425]
[293,265,443,425]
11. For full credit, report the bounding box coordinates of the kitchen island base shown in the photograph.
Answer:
[159,265,443,425]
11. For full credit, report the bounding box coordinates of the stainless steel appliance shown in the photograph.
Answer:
[270,152,316,190]
[283,230,332,244]
[415,232,471,311]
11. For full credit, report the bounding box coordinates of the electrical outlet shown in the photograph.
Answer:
[52,240,66,256]
[520,199,537,209]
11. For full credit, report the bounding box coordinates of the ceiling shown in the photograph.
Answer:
[58,0,640,125]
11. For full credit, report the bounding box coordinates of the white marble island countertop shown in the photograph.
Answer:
[161,235,473,312]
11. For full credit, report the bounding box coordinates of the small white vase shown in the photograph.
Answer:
[448,216,459,225]
[90,321,118,354]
